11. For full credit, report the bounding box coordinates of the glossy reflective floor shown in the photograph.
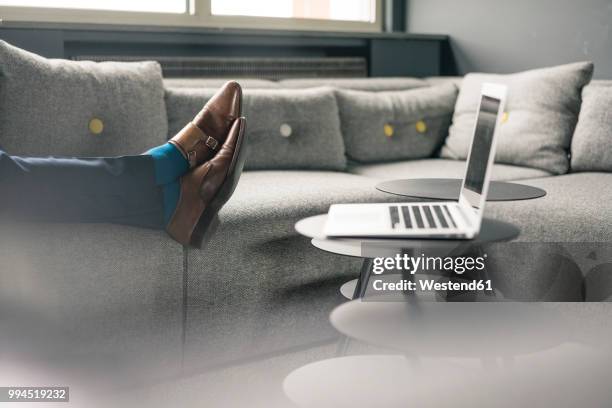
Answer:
[3,240,612,407]
[3,301,612,407]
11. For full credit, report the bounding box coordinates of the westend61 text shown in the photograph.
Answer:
[373,279,493,292]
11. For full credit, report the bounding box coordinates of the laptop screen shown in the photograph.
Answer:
[463,94,502,196]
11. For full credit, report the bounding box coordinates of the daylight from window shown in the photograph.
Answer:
[0,0,186,13]
[0,0,379,29]
[211,0,375,22]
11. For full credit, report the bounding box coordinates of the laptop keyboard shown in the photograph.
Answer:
[389,204,459,230]
[433,205,449,228]
[400,206,412,228]
[412,206,425,228]
[422,206,436,228]
[389,205,400,229]
[442,205,457,228]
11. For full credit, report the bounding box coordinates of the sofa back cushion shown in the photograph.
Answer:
[335,83,458,163]
[279,77,429,92]
[163,77,280,89]
[571,84,612,172]
[166,87,346,171]
[441,62,594,175]
[0,40,167,157]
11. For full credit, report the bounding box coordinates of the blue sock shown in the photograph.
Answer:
[145,143,189,186]
[162,181,181,225]
[144,143,189,224]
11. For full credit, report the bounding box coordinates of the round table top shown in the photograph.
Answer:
[284,343,597,407]
[284,355,479,407]
[296,214,520,258]
[376,178,546,201]
[330,301,568,358]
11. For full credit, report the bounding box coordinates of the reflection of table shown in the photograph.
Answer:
[376,178,546,201]
[295,214,520,300]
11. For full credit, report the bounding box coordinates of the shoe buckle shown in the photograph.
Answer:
[205,136,219,151]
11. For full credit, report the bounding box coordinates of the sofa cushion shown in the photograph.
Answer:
[570,85,612,172]
[221,171,404,225]
[184,170,405,367]
[589,79,612,87]
[0,222,183,374]
[166,87,347,171]
[164,77,279,89]
[349,158,552,181]
[0,40,167,157]
[184,169,608,366]
[279,77,429,91]
[335,84,458,163]
[425,76,464,88]
[441,62,594,175]
[485,173,612,241]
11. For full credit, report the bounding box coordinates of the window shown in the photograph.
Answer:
[211,0,376,23]
[0,0,381,32]
[0,0,187,13]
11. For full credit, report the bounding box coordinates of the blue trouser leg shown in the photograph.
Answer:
[0,150,165,229]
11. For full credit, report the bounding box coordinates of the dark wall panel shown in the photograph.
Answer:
[0,25,447,77]
[0,28,64,57]
[370,39,440,76]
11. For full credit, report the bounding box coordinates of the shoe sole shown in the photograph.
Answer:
[190,117,247,248]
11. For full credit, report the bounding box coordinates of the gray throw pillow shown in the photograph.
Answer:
[571,85,612,172]
[0,40,167,157]
[335,84,458,163]
[441,62,594,175]
[165,87,346,171]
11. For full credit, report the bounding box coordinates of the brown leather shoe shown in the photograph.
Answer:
[166,117,247,246]
[169,81,242,168]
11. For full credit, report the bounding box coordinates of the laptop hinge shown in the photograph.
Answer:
[457,204,480,234]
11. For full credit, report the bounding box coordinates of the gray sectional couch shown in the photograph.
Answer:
[176,75,612,371]
[2,51,612,379]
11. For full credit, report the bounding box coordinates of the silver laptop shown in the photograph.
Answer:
[324,83,507,239]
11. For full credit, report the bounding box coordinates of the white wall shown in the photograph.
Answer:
[408,0,612,78]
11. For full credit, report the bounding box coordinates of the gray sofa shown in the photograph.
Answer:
[2,72,612,381]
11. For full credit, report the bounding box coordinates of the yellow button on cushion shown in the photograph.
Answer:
[383,124,394,137]
[415,120,427,133]
[89,118,104,135]
[501,112,509,124]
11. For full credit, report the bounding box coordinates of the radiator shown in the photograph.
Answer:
[72,56,368,79]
